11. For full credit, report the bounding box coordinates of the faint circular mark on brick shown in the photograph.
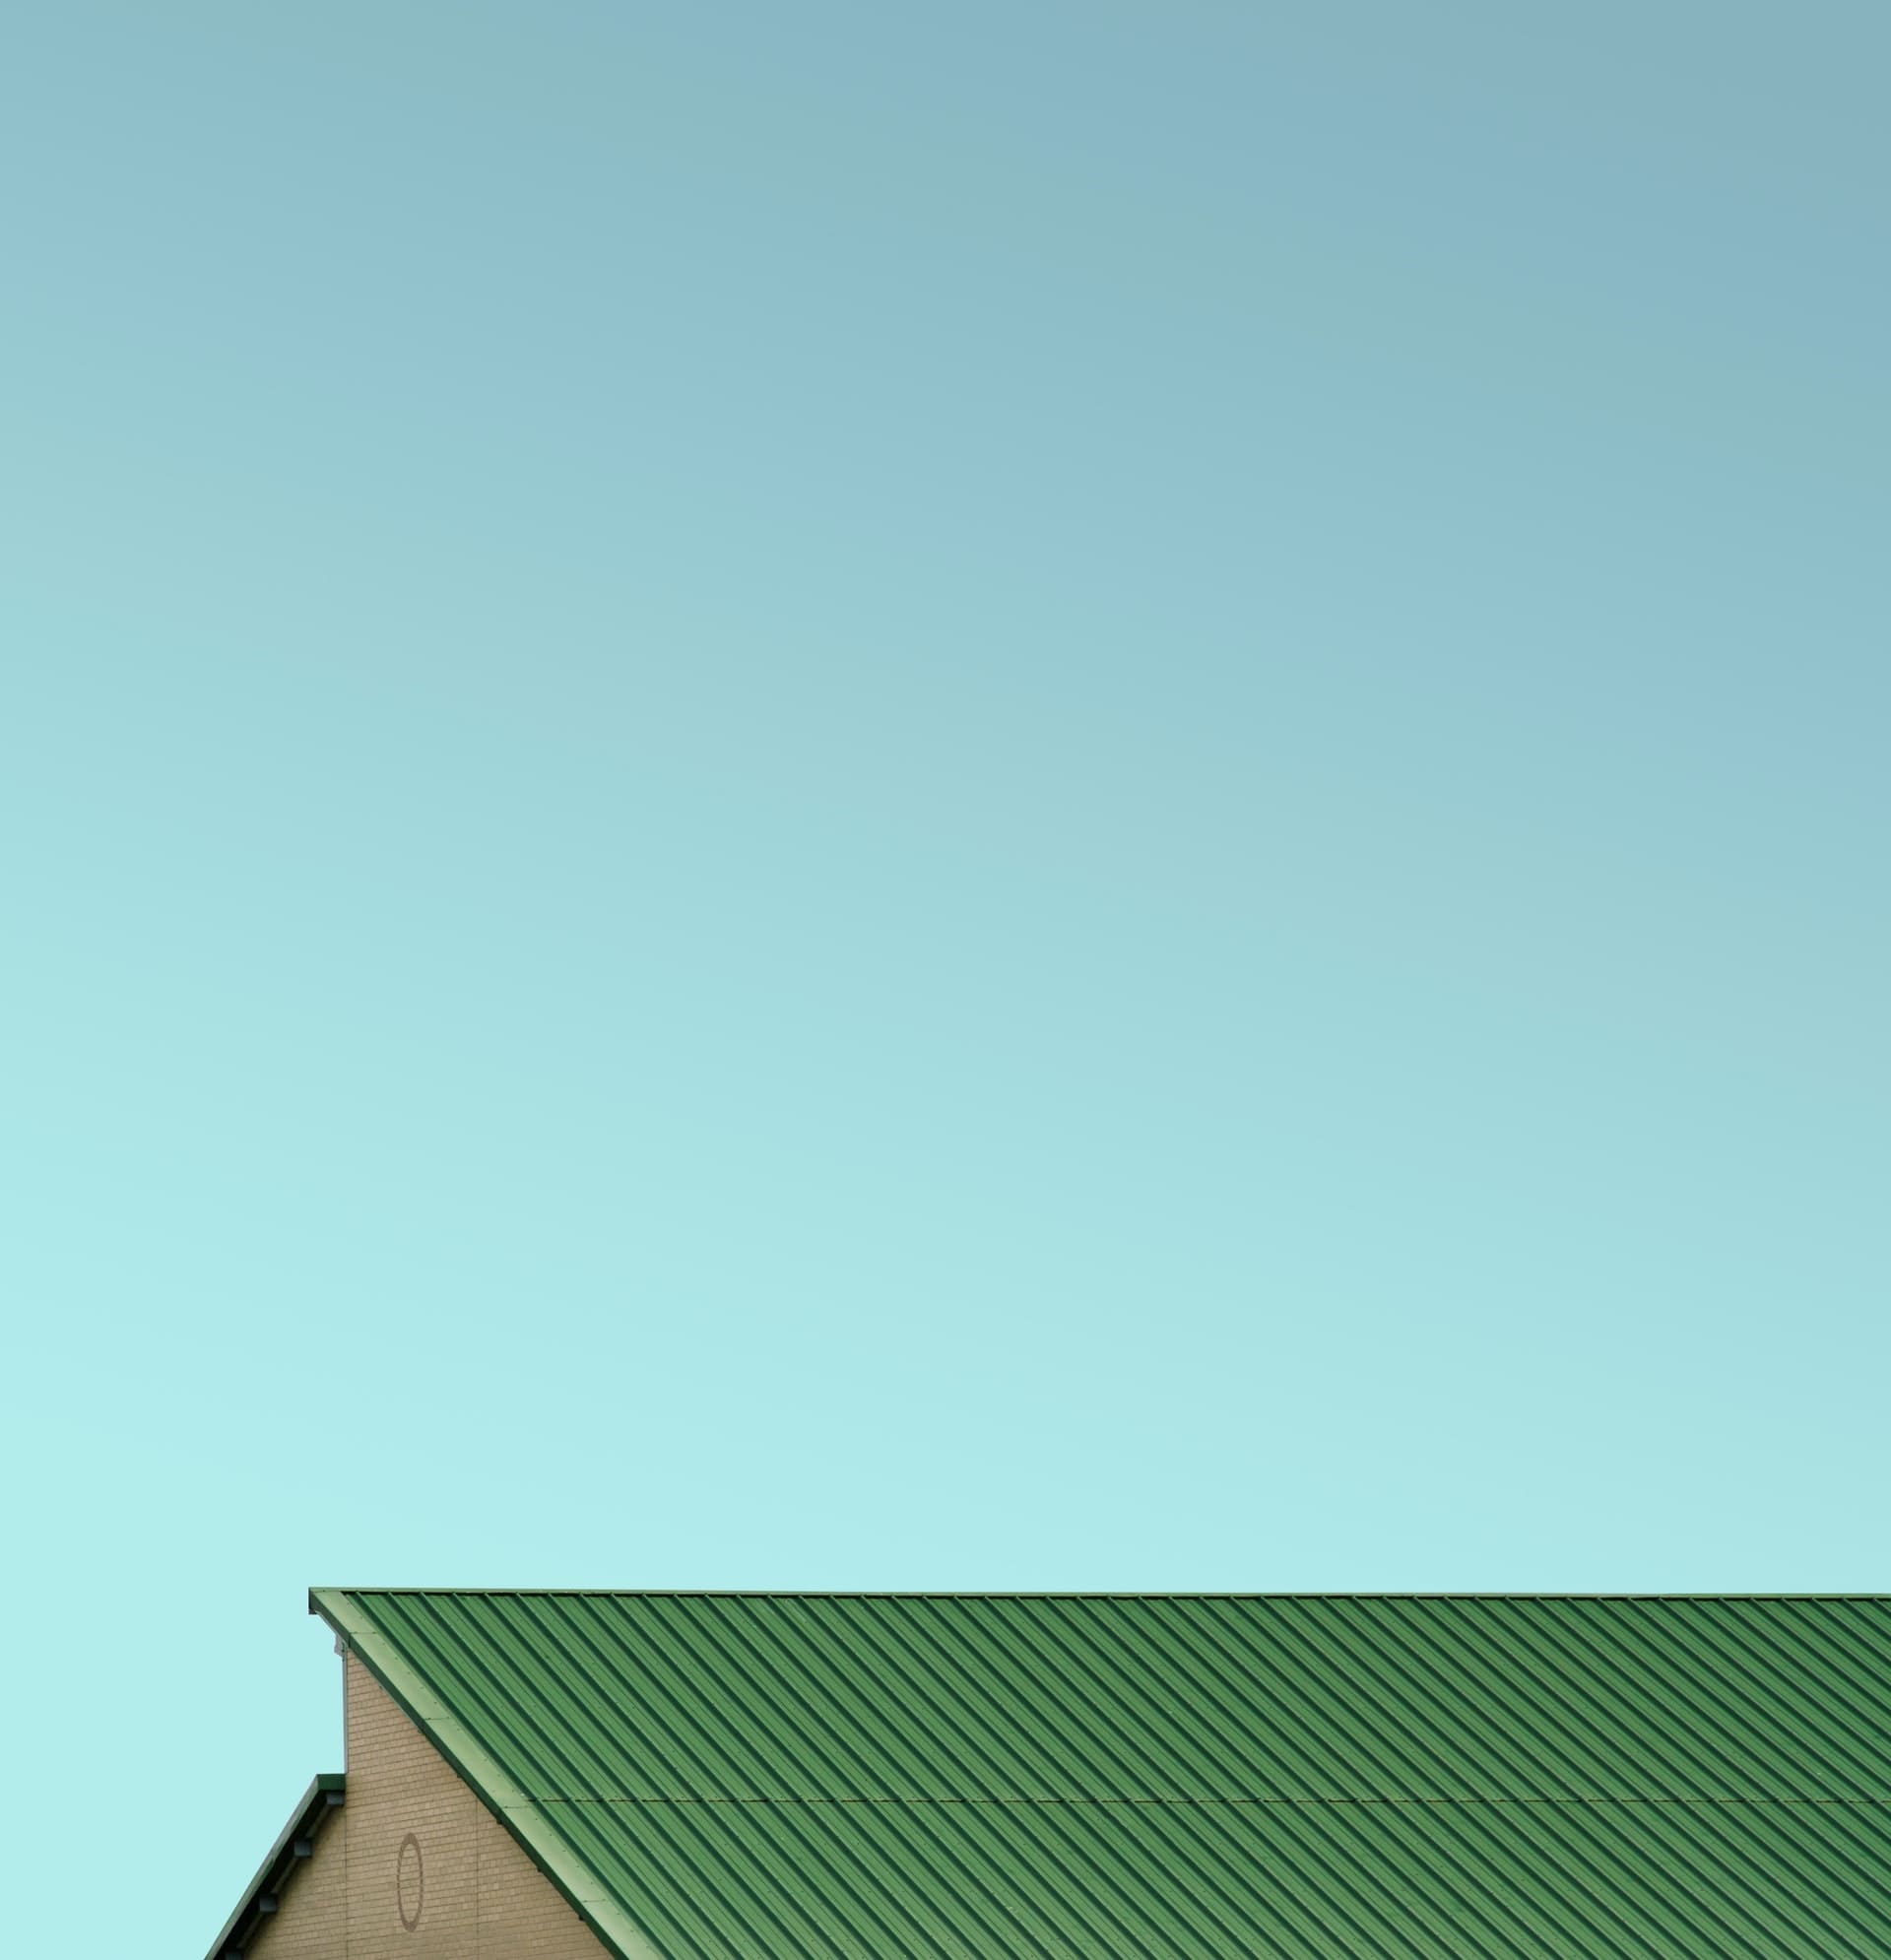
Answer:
[397,1832,424,1931]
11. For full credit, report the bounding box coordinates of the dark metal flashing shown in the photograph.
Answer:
[204,1773,345,1960]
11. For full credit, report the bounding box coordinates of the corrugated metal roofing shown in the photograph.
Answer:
[310,1590,1891,1958]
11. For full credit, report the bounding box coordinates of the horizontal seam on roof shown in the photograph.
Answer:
[522,1795,1891,1808]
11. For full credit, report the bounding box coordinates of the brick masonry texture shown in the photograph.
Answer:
[245,1806,347,1960]
[246,1655,610,1960]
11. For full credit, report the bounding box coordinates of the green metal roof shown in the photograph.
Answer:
[309,1589,1891,1958]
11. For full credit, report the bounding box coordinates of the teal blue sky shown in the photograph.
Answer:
[3,5,1887,1950]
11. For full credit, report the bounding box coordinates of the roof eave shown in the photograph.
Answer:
[203,1772,345,1960]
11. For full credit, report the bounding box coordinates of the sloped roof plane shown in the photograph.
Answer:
[308,1588,1891,1958]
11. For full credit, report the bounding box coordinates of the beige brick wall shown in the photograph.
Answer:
[245,1806,347,1960]
[245,1656,612,1960]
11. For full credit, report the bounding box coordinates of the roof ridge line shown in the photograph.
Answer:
[307,1588,1891,1601]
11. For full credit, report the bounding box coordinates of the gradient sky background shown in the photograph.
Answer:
[3,4,1887,1950]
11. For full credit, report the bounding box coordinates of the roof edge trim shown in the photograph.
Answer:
[203,1772,345,1960]
[308,1587,665,1960]
[305,1587,1891,1601]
